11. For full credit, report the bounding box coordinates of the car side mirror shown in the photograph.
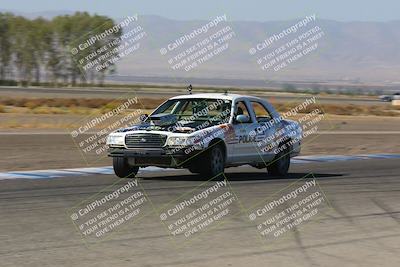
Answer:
[235,114,250,123]
[140,114,149,122]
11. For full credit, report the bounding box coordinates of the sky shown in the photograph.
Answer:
[0,0,399,22]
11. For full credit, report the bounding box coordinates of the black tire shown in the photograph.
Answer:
[188,164,201,174]
[113,157,139,178]
[267,146,290,177]
[199,144,225,178]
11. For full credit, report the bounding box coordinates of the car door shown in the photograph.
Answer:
[249,101,279,162]
[231,99,260,163]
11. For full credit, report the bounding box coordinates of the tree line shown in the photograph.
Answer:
[0,12,121,86]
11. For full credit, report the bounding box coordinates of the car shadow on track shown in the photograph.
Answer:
[141,172,343,182]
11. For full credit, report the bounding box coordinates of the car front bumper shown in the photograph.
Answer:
[108,147,202,168]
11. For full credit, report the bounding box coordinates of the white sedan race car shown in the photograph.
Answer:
[107,93,302,178]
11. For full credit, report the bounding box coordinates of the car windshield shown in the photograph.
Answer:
[152,98,232,123]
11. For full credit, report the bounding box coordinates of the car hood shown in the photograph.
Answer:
[115,121,213,135]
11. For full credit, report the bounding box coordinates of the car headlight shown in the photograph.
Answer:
[106,134,125,146]
[167,136,190,146]
[167,136,202,147]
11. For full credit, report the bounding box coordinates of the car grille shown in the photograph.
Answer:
[125,133,167,148]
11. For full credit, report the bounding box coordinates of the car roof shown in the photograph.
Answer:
[170,93,264,102]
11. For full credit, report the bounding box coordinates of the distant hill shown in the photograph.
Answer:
[115,15,400,83]
[2,10,400,83]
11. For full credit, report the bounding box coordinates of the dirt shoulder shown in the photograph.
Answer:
[0,114,399,171]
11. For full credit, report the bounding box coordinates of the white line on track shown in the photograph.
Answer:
[0,153,399,180]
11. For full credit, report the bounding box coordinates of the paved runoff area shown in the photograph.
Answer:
[0,157,399,267]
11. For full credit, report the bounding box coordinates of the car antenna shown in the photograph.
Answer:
[187,84,193,94]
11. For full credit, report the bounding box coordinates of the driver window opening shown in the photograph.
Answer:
[235,101,252,123]
[251,101,273,123]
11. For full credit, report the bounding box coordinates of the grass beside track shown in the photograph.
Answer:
[0,97,399,116]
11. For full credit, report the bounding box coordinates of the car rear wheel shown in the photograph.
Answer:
[113,157,139,178]
[267,147,290,177]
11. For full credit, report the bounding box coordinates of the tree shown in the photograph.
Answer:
[0,12,122,86]
[9,16,33,85]
[0,13,13,80]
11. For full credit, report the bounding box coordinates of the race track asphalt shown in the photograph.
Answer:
[0,158,399,267]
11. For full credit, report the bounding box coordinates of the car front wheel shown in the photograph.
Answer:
[113,157,139,178]
[199,144,225,178]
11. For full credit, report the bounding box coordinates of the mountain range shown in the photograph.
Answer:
[2,10,400,83]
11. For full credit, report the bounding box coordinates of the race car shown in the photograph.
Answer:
[379,92,400,102]
[107,93,302,178]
